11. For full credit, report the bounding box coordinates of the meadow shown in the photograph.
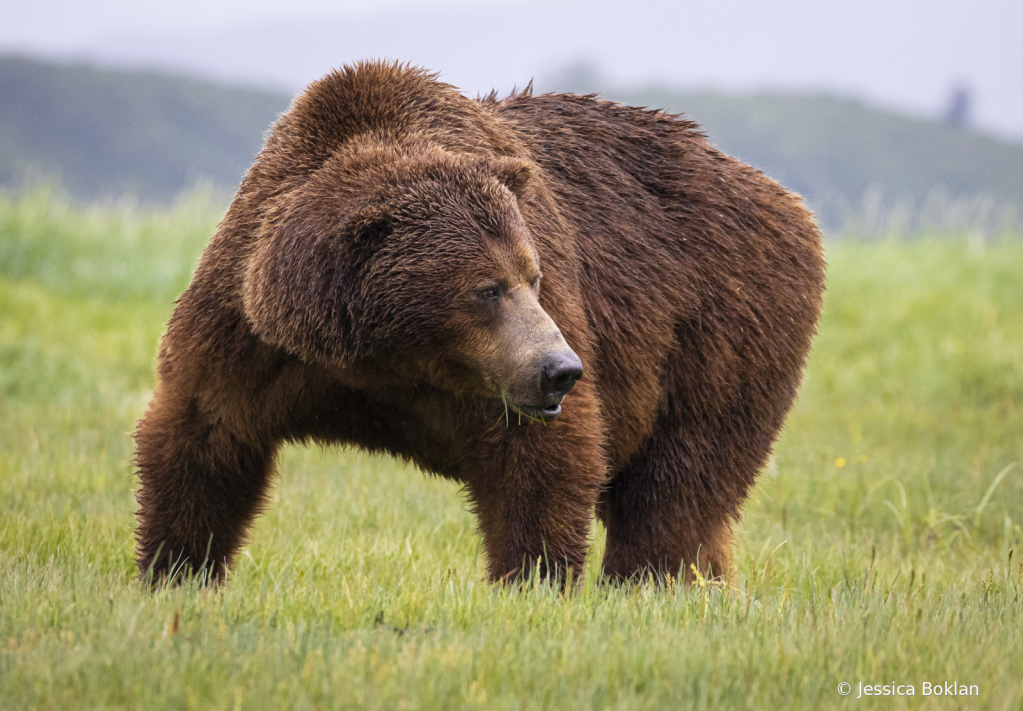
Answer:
[1,187,1021,710]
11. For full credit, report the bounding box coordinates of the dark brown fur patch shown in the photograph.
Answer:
[133,61,825,586]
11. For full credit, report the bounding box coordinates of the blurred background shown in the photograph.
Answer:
[2,0,1021,234]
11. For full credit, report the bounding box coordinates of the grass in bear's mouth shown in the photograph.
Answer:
[496,389,550,427]
[498,389,511,428]
[2,189,1023,710]
[520,409,548,426]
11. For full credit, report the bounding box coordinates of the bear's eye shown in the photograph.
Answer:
[479,286,500,301]
[529,275,540,290]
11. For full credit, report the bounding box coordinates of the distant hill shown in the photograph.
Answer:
[2,56,1021,233]
[0,55,287,201]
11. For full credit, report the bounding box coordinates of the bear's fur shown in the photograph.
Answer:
[133,61,825,585]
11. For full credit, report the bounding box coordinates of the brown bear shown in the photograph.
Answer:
[133,61,825,585]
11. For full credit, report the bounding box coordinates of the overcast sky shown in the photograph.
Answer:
[4,0,1022,140]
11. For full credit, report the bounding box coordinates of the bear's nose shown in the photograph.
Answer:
[540,351,583,398]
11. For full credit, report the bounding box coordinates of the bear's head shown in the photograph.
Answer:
[242,137,582,421]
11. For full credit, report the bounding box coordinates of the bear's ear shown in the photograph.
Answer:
[342,202,393,246]
[242,195,392,363]
[488,157,535,200]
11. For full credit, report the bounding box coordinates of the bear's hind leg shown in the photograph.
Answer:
[133,391,279,585]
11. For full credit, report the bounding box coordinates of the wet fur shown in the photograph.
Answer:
[133,62,825,585]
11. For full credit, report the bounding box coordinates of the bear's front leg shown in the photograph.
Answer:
[462,393,605,585]
[133,387,280,585]
[597,433,738,584]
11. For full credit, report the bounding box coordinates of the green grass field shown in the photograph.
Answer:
[1,188,1021,710]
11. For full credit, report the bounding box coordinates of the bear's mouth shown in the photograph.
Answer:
[511,396,565,422]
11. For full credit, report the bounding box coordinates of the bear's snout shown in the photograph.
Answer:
[540,351,583,400]
[519,349,582,420]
